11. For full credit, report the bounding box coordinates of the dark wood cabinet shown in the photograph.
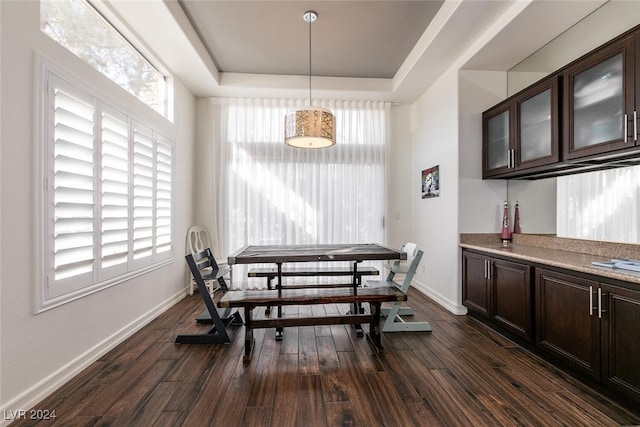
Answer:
[462,250,532,340]
[483,75,560,178]
[535,268,600,379]
[464,249,640,405]
[482,24,640,179]
[492,258,533,340]
[462,250,490,317]
[563,34,638,161]
[535,269,640,402]
[601,283,640,401]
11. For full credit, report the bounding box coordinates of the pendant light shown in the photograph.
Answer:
[284,11,336,148]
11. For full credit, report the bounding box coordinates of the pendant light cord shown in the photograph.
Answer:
[308,14,312,107]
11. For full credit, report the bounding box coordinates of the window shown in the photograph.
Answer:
[217,99,389,288]
[40,0,171,119]
[37,60,174,312]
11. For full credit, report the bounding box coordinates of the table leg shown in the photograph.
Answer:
[276,262,284,340]
[350,261,364,337]
[366,302,384,354]
[265,275,273,316]
[243,307,255,363]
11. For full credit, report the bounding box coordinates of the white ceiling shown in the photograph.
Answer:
[179,1,445,79]
[107,0,610,103]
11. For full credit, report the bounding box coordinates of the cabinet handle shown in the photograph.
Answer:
[598,288,607,318]
[589,286,593,315]
[487,260,491,280]
[624,113,628,143]
[510,149,515,169]
[634,111,638,142]
[484,259,487,279]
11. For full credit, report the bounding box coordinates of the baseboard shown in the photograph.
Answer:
[410,280,468,315]
[0,290,186,427]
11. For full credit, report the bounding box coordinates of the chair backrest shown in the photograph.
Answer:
[186,225,211,255]
[186,248,230,292]
[387,243,423,293]
[388,242,418,274]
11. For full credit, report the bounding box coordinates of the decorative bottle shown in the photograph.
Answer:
[501,200,511,246]
[513,201,522,234]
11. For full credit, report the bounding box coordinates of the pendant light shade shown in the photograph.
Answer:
[284,11,336,148]
[285,106,336,148]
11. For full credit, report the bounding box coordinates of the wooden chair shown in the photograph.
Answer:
[364,242,432,332]
[175,249,242,344]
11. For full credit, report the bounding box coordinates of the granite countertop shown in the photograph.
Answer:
[460,233,640,286]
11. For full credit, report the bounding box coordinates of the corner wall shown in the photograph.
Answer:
[410,69,465,314]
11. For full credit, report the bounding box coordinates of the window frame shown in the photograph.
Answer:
[40,0,174,121]
[35,56,174,313]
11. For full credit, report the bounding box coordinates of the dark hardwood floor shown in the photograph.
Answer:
[16,289,640,426]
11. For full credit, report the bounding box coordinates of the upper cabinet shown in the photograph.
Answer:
[483,75,560,179]
[564,34,638,160]
[482,24,640,180]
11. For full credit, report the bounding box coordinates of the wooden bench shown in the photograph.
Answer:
[248,265,379,288]
[217,286,406,362]
[248,265,379,316]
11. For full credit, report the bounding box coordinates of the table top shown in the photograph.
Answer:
[228,243,406,265]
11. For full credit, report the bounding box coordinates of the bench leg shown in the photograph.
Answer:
[243,307,255,363]
[265,276,273,316]
[366,302,384,354]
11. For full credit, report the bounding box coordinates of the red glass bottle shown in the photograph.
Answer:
[513,201,522,234]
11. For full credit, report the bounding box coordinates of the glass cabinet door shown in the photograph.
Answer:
[564,36,635,160]
[485,109,510,172]
[519,88,552,163]
[572,53,624,148]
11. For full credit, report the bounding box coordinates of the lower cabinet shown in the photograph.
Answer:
[462,250,533,340]
[601,283,640,401]
[535,268,640,402]
[535,269,600,379]
[462,249,640,405]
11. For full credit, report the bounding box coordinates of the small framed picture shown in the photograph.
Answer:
[422,165,440,199]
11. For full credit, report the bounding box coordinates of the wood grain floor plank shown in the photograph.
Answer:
[401,397,443,427]
[241,407,272,427]
[126,381,179,426]
[298,325,320,375]
[377,349,422,399]
[295,374,327,427]
[335,351,387,427]
[328,324,354,352]
[324,401,361,427]
[14,290,640,427]
[317,335,340,372]
[365,370,420,426]
[152,411,185,427]
[270,354,301,427]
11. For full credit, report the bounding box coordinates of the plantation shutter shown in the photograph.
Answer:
[100,110,130,277]
[133,123,155,265]
[38,62,175,311]
[155,135,173,257]
[51,77,97,296]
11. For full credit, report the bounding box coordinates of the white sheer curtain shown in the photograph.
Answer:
[211,98,390,289]
[557,165,640,244]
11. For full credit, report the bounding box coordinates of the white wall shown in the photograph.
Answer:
[458,70,508,234]
[386,105,413,249]
[0,1,196,416]
[410,69,465,314]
